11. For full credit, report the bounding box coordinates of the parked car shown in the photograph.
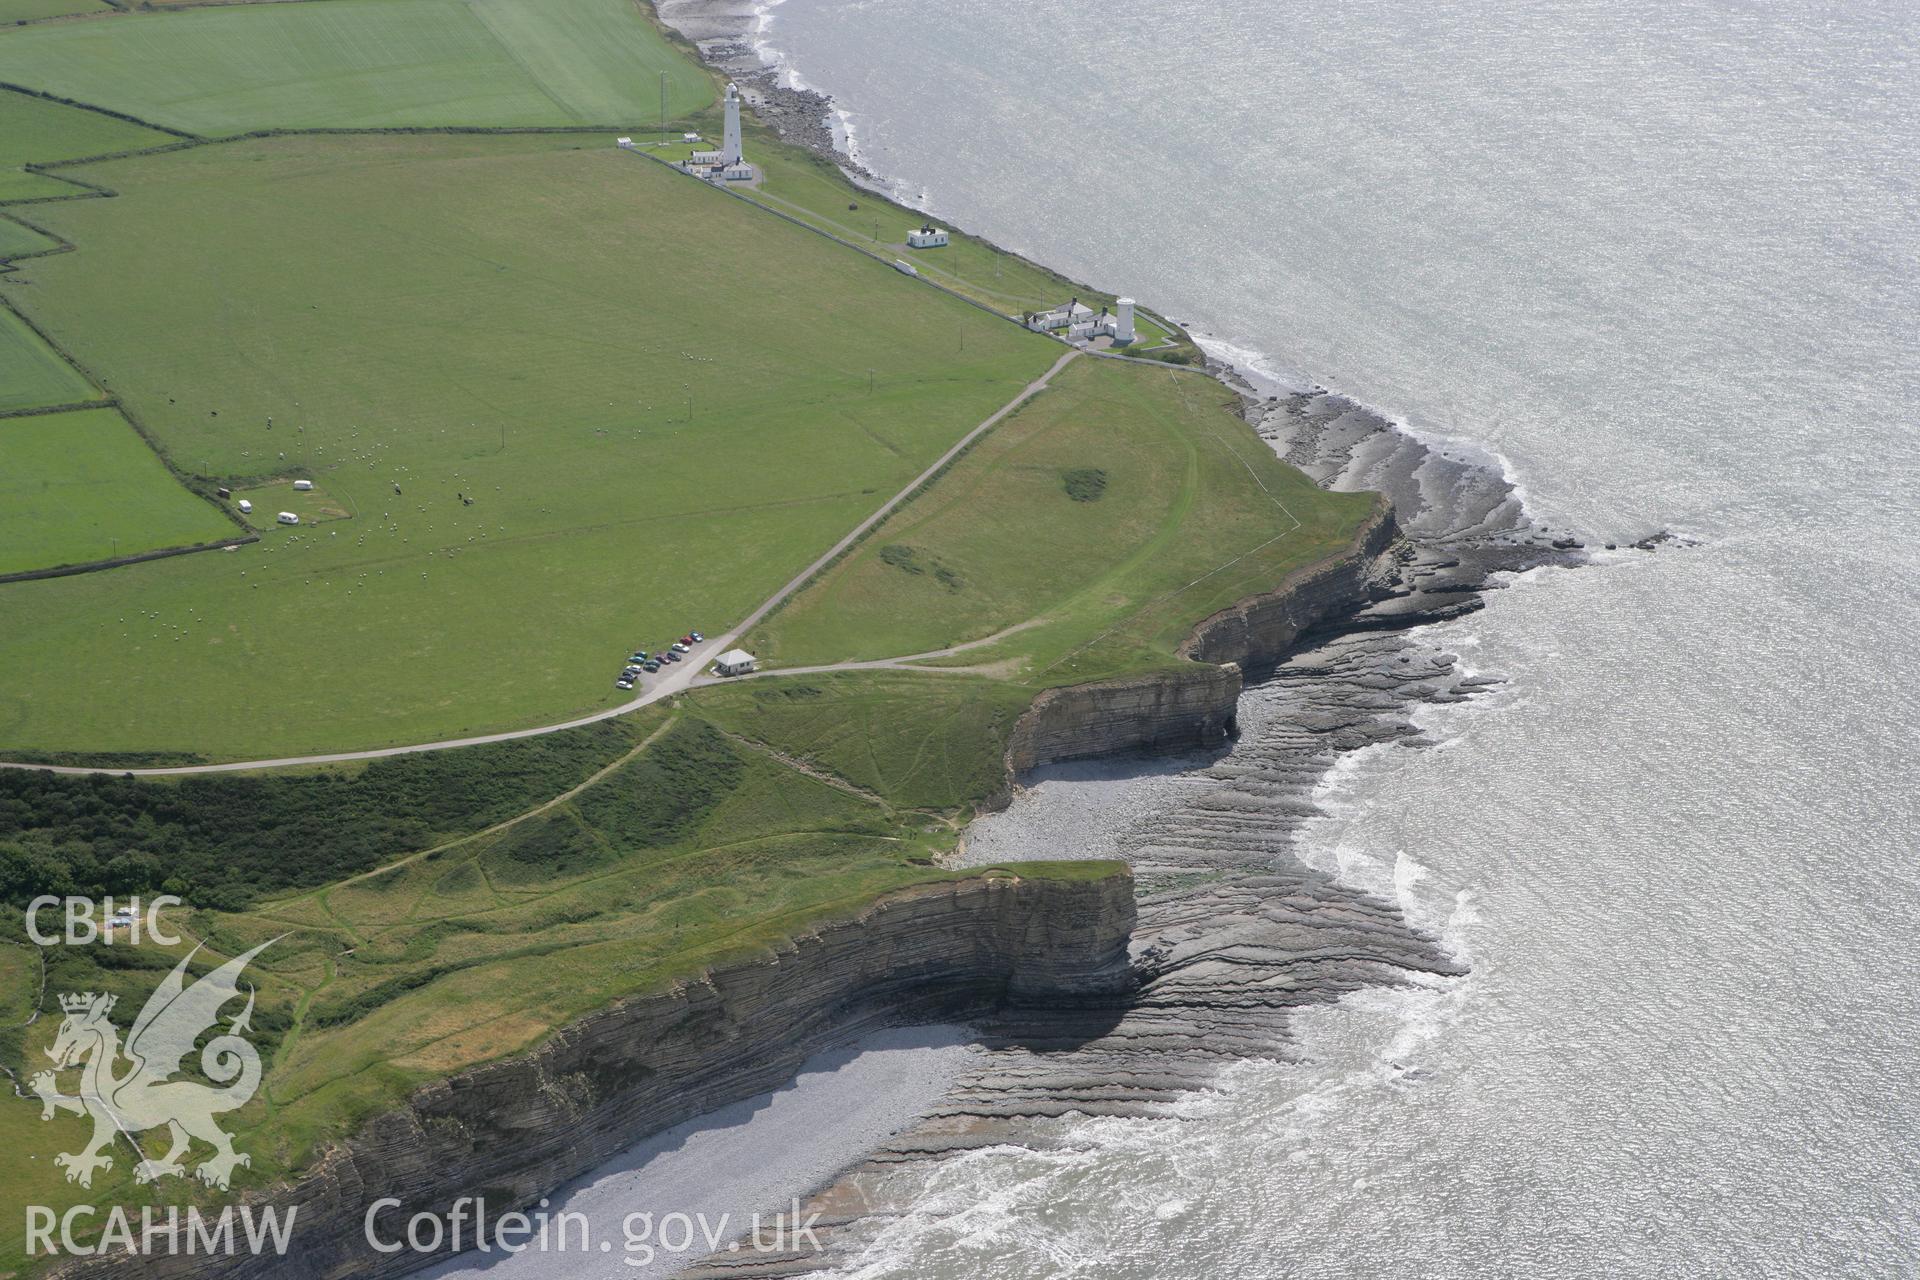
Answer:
[663,650,681,663]
[643,661,660,673]
[689,631,704,643]
[615,679,634,691]
[630,652,649,663]
[671,641,691,653]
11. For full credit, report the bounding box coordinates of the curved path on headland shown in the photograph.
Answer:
[0,350,1081,778]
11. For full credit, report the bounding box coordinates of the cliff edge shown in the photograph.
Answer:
[1005,498,1399,773]
[62,870,1132,1280]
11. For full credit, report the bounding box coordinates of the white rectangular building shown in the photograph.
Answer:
[907,226,950,249]
[713,649,757,676]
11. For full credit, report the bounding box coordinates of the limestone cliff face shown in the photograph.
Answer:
[69,872,1132,1280]
[1004,663,1245,774]
[1004,500,1399,773]
[1179,501,1399,672]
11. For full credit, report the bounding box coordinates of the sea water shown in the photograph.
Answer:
[755,1,1920,1275]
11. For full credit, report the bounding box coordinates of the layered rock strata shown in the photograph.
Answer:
[59,872,1134,1280]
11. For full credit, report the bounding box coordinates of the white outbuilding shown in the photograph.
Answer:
[292,479,314,491]
[277,511,300,525]
[906,225,950,249]
[616,136,634,149]
[713,649,757,677]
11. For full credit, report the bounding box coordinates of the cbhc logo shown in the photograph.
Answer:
[24,896,182,946]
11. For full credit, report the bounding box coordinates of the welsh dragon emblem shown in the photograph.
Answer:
[31,940,274,1191]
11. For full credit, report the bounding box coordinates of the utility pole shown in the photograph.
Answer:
[659,71,668,143]
[868,369,875,395]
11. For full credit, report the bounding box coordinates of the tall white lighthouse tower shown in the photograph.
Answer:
[721,82,744,167]
[1115,297,1137,344]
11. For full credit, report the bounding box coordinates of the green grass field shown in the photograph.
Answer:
[0,167,77,200]
[0,0,110,22]
[0,214,59,258]
[749,356,1379,685]
[0,306,97,411]
[0,86,176,170]
[0,132,1057,757]
[0,406,237,573]
[0,0,713,134]
[0,85,177,203]
[0,89,176,418]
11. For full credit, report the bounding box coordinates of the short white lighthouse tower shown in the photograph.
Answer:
[721,83,744,167]
[1114,296,1137,344]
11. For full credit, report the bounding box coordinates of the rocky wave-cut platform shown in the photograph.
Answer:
[1254,385,1588,625]
[670,398,1592,1276]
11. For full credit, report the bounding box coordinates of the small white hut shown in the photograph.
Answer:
[713,649,757,677]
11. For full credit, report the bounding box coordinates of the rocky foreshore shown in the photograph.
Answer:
[56,873,1134,1280]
